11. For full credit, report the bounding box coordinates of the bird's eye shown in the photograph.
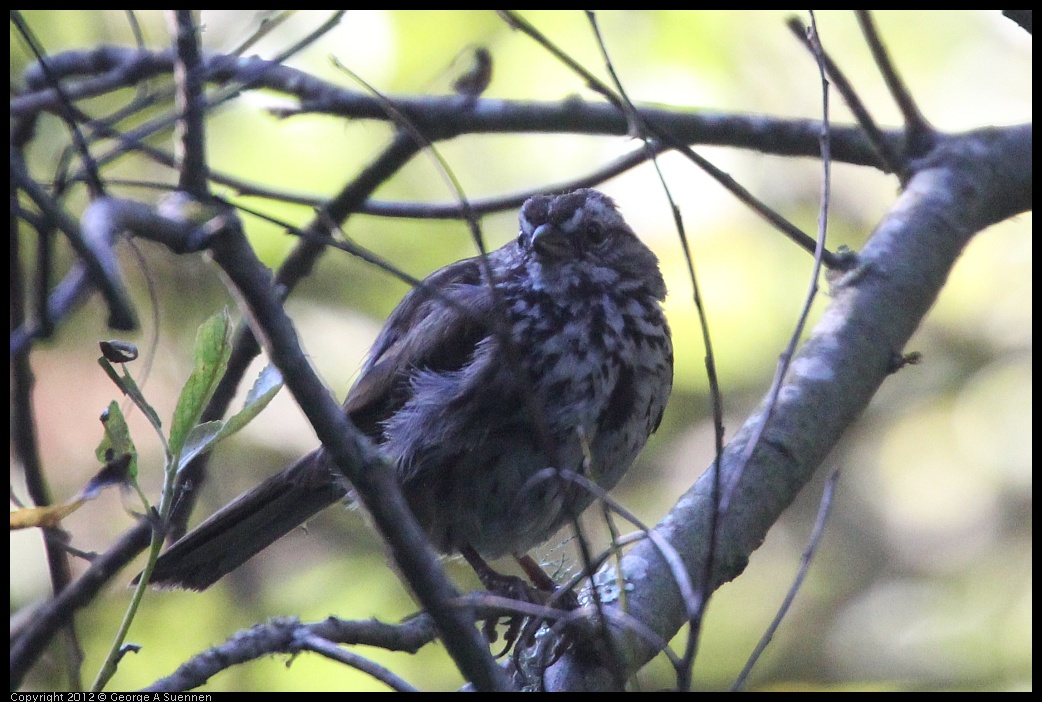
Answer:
[517,232,525,248]
[585,221,608,246]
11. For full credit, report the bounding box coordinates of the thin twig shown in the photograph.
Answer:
[500,10,845,270]
[785,16,903,177]
[855,10,935,158]
[723,11,835,514]
[732,469,841,690]
[297,634,419,692]
[10,11,104,196]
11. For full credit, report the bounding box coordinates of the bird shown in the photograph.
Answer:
[148,188,673,591]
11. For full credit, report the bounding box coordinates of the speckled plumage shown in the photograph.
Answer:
[150,189,673,590]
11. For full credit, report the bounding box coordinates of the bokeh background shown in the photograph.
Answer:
[10,10,1031,691]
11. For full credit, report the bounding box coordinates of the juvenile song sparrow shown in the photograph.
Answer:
[149,189,673,590]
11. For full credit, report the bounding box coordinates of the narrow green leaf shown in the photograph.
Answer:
[169,309,232,457]
[178,420,225,472]
[97,357,126,391]
[218,364,284,441]
[97,357,164,437]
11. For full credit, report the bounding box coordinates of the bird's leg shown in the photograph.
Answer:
[515,553,558,592]
[462,546,582,659]
[512,554,583,667]
[462,545,536,654]
[462,545,530,598]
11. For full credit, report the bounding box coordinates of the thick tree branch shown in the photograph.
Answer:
[542,123,1031,690]
[14,47,898,170]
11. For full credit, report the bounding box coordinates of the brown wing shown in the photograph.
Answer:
[345,256,496,439]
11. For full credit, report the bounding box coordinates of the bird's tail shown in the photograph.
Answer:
[144,450,347,591]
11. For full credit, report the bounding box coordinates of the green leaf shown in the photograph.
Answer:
[95,401,139,481]
[174,365,284,474]
[178,420,225,472]
[169,309,233,457]
[97,357,164,437]
[217,364,283,442]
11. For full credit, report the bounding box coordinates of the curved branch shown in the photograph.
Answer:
[542,123,1032,689]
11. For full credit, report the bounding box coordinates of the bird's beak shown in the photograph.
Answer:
[531,223,571,258]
